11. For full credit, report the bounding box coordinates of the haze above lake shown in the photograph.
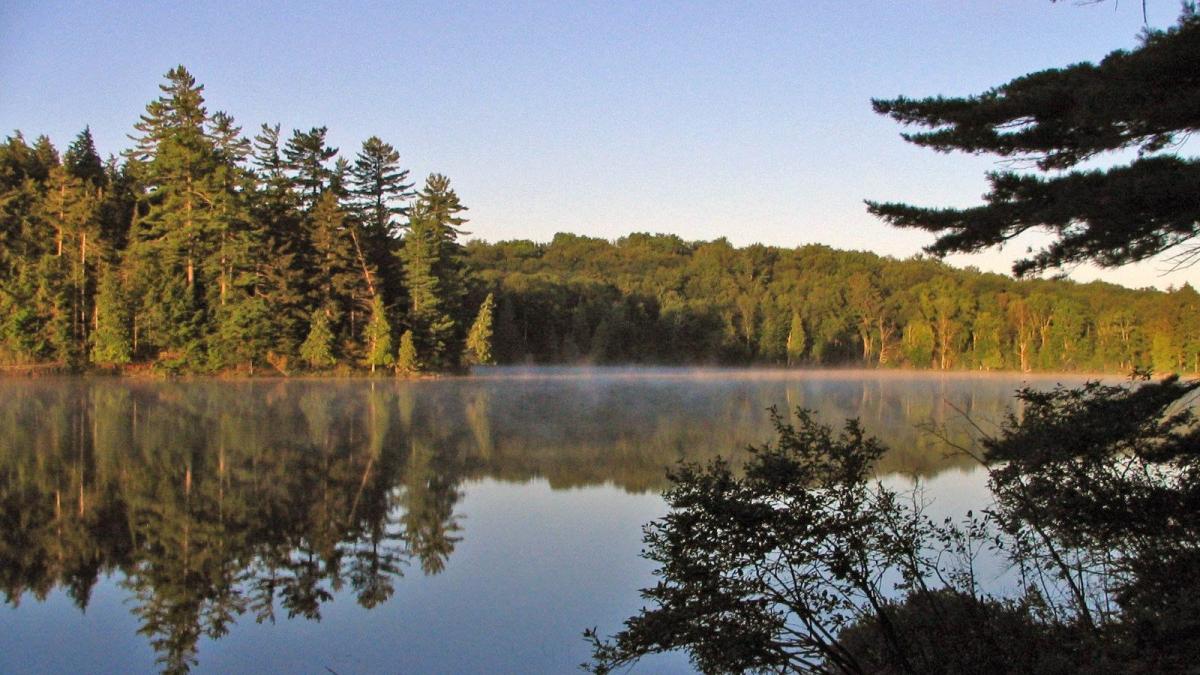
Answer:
[0,368,1084,673]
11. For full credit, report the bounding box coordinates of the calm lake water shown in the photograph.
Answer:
[0,367,1083,674]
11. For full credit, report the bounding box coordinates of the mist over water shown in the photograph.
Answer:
[0,368,1084,673]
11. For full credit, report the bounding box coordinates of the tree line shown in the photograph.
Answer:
[3,66,1195,376]
[0,66,495,375]
[465,234,1199,373]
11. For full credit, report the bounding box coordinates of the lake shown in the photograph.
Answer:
[0,368,1082,674]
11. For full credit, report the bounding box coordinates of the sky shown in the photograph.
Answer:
[2,1,1195,291]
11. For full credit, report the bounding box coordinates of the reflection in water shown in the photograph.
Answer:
[0,369,1069,673]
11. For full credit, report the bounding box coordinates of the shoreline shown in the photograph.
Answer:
[0,362,1151,382]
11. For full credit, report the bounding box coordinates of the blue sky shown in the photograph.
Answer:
[2,1,1194,290]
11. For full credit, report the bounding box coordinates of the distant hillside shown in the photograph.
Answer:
[464,233,1199,373]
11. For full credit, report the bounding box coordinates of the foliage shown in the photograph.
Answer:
[862,10,1200,664]
[981,375,1200,671]
[592,9,1200,675]
[786,311,806,366]
[465,236,1193,373]
[866,9,1200,276]
[2,66,1194,375]
[2,65,1195,376]
[364,295,394,372]
[587,375,1200,673]
[401,174,468,371]
[465,292,496,366]
[299,309,336,369]
[91,263,132,366]
[396,329,420,375]
[0,67,488,374]
[587,411,914,673]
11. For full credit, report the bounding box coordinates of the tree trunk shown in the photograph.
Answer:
[347,226,378,297]
[878,318,895,366]
[185,175,195,289]
[56,182,65,256]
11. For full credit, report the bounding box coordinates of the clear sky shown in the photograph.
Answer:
[2,1,1195,290]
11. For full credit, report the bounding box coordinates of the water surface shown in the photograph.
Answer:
[0,368,1080,673]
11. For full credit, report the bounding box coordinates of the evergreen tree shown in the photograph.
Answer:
[211,294,274,373]
[35,253,75,364]
[35,163,100,363]
[400,174,469,370]
[867,10,1200,276]
[351,136,413,239]
[307,190,363,344]
[363,295,394,373]
[249,123,307,354]
[396,329,420,375]
[283,127,337,212]
[465,292,495,366]
[299,309,336,369]
[96,156,139,250]
[30,135,59,180]
[201,111,261,367]
[350,136,413,313]
[91,262,131,365]
[63,127,106,189]
[126,66,232,358]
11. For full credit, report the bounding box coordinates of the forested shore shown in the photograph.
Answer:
[2,67,1196,377]
[467,235,1197,372]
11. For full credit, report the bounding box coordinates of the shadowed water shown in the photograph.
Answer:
[0,368,1082,673]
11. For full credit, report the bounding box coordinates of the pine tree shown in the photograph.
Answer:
[350,136,412,312]
[97,156,139,250]
[464,292,496,366]
[126,66,234,358]
[63,127,106,189]
[867,10,1200,276]
[363,295,394,373]
[396,329,420,375]
[30,135,59,180]
[36,253,75,364]
[299,309,336,369]
[201,111,261,368]
[283,127,337,212]
[36,163,100,363]
[351,136,413,239]
[400,174,469,371]
[91,262,131,365]
[249,123,307,354]
[211,294,274,374]
[307,190,363,344]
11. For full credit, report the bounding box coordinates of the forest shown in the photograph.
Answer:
[1,66,1197,376]
[467,234,1197,371]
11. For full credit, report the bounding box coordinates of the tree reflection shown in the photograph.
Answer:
[0,373,1024,672]
[0,382,466,672]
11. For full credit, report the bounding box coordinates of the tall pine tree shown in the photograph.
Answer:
[126,66,231,359]
[400,174,469,370]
